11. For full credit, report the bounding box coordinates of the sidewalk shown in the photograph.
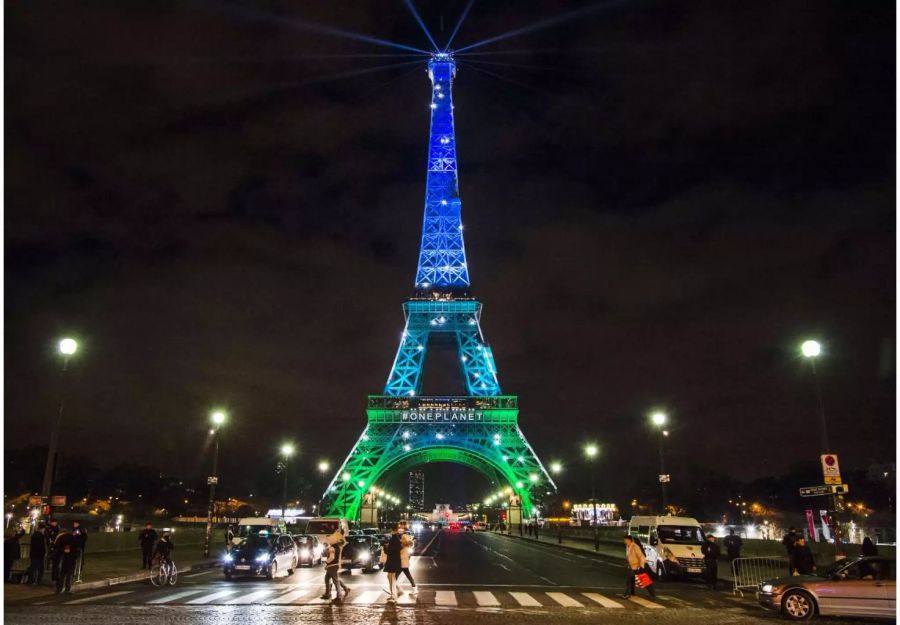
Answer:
[491,530,738,583]
[3,543,220,602]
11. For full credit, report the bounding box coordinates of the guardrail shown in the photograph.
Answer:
[731,556,788,596]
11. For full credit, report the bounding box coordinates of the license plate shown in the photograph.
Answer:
[235,565,251,570]
[687,567,702,573]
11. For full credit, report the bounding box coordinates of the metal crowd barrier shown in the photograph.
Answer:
[731,556,788,596]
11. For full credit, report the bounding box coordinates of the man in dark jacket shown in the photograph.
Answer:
[138,523,158,569]
[700,534,720,590]
[46,520,60,581]
[4,529,24,583]
[782,527,798,574]
[71,521,87,576]
[54,531,78,594]
[791,536,816,575]
[28,527,47,585]
[723,529,743,560]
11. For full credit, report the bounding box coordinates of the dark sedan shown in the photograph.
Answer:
[342,535,383,572]
[223,533,298,580]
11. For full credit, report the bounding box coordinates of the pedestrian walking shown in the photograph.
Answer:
[861,536,878,556]
[4,529,24,583]
[723,529,743,561]
[138,523,158,569]
[28,527,47,585]
[382,523,403,602]
[534,522,540,540]
[54,530,78,594]
[396,531,417,596]
[71,521,88,577]
[790,536,816,576]
[700,534,720,590]
[321,531,349,602]
[621,535,655,599]
[782,527,798,575]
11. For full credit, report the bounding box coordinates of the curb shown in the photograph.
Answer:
[72,559,220,593]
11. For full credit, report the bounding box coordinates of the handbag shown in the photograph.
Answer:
[635,570,653,588]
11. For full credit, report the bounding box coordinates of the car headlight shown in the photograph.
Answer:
[256,553,271,563]
[300,548,310,558]
[359,552,371,562]
[223,554,233,563]
[760,584,774,594]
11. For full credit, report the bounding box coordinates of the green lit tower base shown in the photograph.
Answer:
[322,53,555,522]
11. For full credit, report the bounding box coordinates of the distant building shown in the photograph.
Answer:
[408,470,425,511]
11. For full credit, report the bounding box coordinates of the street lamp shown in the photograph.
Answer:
[650,411,669,514]
[550,461,563,474]
[316,460,330,513]
[584,443,599,551]
[279,443,296,521]
[800,338,844,559]
[40,337,79,511]
[204,409,227,557]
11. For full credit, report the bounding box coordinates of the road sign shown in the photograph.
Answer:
[824,476,842,485]
[820,454,841,479]
[49,496,66,507]
[800,485,831,497]
[658,474,671,483]
[207,476,218,485]
[832,484,849,495]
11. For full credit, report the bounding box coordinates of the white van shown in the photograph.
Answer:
[232,517,286,545]
[628,516,707,579]
[305,517,351,544]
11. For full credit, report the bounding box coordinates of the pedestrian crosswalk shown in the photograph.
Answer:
[61,586,674,611]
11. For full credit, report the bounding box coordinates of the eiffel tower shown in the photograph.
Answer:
[323,53,555,522]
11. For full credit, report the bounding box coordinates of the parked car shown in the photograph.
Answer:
[342,534,383,573]
[292,534,323,567]
[223,532,298,580]
[757,556,895,621]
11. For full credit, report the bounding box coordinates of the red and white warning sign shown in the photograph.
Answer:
[820,454,841,480]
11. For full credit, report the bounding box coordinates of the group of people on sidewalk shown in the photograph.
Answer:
[622,533,724,599]
[4,519,88,594]
[320,522,417,604]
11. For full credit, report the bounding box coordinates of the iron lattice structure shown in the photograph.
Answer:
[323,55,554,522]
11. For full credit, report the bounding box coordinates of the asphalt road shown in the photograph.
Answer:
[4,529,886,624]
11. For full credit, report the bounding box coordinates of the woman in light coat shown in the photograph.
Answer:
[396,532,417,595]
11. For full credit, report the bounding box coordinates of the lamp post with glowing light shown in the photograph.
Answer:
[316,460,330,514]
[204,409,227,557]
[279,444,296,521]
[40,338,79,509]
[584,444,599,551]
[801,339,844,559]
[650,411,669,514]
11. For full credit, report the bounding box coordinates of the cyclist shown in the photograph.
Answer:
[153,533,175,567]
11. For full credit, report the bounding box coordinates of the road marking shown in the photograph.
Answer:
[352,590,383,604]
[420,529,442,555]
[655,594,693,607]
[497,563,511,571]
[268,589,314,604]
[185,589,238,604]
[225,589,273,604]
[546,592,583,607]
[184,569,215,578]
[65,591,134,605]
[146,590,205,604]
[628,595,665,609]
[434,590,457,606]
[582,592,624,608]
[539,575,557,585]
[473,591,500,606]
[397,591,418,605]
[509,592,542,607]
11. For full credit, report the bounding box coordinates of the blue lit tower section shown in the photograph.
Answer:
[415,54,470,293]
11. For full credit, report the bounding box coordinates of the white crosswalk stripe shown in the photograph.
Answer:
[268,589,312,604]
[546,591,584,607]
[65,591,134,605]
[434,590,457,606]
[185,589,238,604]
[352,590,383,604]
[509,591,542,607]
[581,592,624,608]
[146,590,204,604]
[225,589,274,604]
[628,595,666,609]
[473,591,500,606]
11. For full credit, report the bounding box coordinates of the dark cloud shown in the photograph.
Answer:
[5,0,894,503]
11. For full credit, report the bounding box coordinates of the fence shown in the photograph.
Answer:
[731,556,788,597]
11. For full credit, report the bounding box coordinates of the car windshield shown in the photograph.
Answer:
[657,526,704,544]
[241,535,272,551]
[352,537,369,544]
[238,525,273,538]
[294,536,311,544]
[306,521,340,534]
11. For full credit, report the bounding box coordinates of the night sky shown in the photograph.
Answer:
[5,1,895,505]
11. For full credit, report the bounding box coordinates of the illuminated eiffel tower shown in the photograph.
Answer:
[323,53,555,523]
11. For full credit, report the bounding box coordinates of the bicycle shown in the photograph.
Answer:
[150,557,177,587]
